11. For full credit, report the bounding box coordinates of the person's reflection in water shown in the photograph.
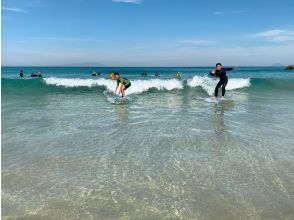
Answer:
[113,104,130,156]
[213,100,235,134]
[214,105,226,134]
[114,104,130,126]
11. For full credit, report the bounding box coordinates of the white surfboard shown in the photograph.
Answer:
[107,95,132,104]
[205,97,222,103]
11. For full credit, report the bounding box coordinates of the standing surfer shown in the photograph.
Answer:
[210,63,235,100]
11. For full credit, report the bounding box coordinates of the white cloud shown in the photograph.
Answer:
[2,6,27,13]
[178,39,215,46]
[251,29,294,42]
[213,11,222,15]
[213,10,247,16]
[112,0,142,4]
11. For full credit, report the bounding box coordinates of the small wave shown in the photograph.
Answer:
[187,76,251,95]
[44,77,115,89]
[127,79,183,94]
[43,77,183,95]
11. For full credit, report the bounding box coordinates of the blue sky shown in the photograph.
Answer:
[2,0,294,66]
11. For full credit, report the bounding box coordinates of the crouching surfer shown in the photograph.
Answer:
[114,72,131,98]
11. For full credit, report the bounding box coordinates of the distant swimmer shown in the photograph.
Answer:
[175,72,182,79]
[114,72,131,97]
[19,69,24,77]
[155,72,160,77]
[210,63,235,100]
[31,72,42,77]
[141,72,147,77]
[92,72,101,77]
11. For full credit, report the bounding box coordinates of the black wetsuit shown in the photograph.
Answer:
[214,68,234,97]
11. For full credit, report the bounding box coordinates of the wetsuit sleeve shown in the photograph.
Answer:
[223,68,234,71]
[209,72,217,77]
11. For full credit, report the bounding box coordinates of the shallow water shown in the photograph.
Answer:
[2,67,294,219]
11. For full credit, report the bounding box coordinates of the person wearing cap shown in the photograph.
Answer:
[210,63,235,100]
[114,72,131,97]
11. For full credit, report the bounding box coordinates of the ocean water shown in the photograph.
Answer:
[2,67,294,220]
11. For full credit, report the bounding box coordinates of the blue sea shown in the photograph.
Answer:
[2,67,294,219]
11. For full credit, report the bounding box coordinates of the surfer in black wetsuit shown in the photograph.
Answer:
[210,63,235,100]
[19,69,24,77]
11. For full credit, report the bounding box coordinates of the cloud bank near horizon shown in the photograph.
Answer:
[3,42,294,67]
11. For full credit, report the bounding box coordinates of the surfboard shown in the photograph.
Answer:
[205,97,222,103]
[107,95,132,104]
[115,96,132,103]
[204,97,235,106]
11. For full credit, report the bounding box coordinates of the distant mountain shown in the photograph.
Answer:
[270,63,284,67]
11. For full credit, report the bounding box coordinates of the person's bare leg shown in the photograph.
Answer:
[121,85,126,97]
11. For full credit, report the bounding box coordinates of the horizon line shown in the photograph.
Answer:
[2,65,288,68]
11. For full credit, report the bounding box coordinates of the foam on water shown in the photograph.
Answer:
[187,76,251,95]
[44,77,183,95]
[126,78,183,94]
[44,77,116,90]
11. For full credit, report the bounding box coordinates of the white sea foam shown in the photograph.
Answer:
[44,76,249,96]
[44,77,183,95]
[44,77,115,90]
[187,76,251,95]
[126,79,183,94]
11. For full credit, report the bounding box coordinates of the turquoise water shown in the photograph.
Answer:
[2,67,294,219]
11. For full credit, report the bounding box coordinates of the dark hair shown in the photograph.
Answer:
[114,72,119,76]
[216,63,222,67]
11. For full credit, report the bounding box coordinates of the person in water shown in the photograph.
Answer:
[175,72,182,79]
[19,69,24,77]
[114,72,131,97]
[210,63,235,100]
[31,72,42,77]
[92,72,101,77]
